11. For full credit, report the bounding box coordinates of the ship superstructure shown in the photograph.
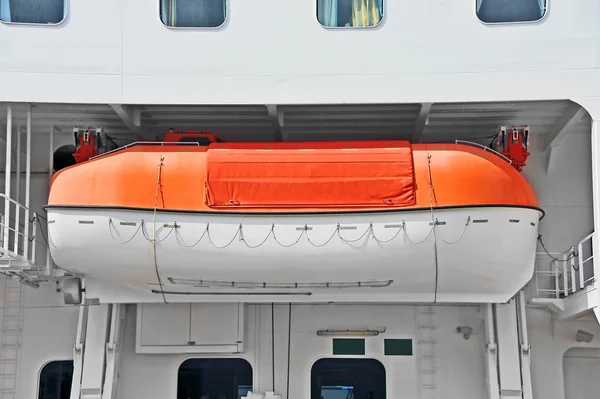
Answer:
[1,1,600,399]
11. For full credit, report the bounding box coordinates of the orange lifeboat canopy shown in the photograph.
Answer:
[47,140,540,214]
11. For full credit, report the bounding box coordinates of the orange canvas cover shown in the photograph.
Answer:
[205,141,416,208]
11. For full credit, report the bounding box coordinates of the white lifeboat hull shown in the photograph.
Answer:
[47,206,541,304]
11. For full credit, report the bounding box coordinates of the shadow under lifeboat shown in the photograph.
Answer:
[46,133,542,304]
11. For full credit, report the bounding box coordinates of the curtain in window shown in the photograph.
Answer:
[477,0,545,23]
[318,0,382,27]
[317,0,338,27]
[351,0,383,27]
[0,0,8,22]
[537,0,545,12]
[0,0,64,24]
[160,0,226,28]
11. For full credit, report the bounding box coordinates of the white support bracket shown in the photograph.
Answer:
[483,294,533,399]
[71,300,123,399]
[516,291,533,399]
[102,304,123,399]
[71,304,89,399]
[483,304,500,399]
[79,304,111,399]
[496,299,523,399]
[528,298,565,314]
[412,103,432,143]
[109,104,141,132]
[544,103,585,173]
[266,105,285,141]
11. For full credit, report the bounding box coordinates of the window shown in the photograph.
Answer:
[160,0,226,28]
[178,136,212,146]
[384,339,413,356]
[476,0,547,23]
[38,361,73,399]
[317,0,383,28]
[0,0,65,24]
[333,338,365,355]
[177,358,252,399]
[311,358,386,399]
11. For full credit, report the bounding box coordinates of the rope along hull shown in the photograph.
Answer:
[47,206,541,304]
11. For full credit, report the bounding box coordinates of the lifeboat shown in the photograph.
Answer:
[46,138,542,304]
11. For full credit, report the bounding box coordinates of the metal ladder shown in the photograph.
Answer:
[0,277,23,399]
[417,305,438,399]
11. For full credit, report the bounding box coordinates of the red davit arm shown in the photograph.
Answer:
[491,126,531,172]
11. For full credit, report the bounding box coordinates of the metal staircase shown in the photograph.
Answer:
[417,305,438,398]
[0,277,23,399]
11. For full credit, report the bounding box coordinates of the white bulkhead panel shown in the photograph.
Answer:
[138,303,190,347]
[0,1,598,104]
[189,303,243,346]
[0,0,123,103]
[136,303,244,353]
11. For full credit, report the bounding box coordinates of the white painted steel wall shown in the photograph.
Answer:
[0,0,599,104]
[2,289,600,399]
[563,348,600,399]
[8,283,78,399]
[116,303,487,399]
[524,130,594,250]
[0,113,595,398]
[528,310,600,399]
[0,55,596,399]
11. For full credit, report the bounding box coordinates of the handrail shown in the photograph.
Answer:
[532,231,595,299]
[578,232,595,289]
[88,140,513,164]
[0,195,36,265]
[89,141,203,161]
[0,193,28,210]
[454,140,513,165]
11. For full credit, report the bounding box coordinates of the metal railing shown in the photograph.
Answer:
[0,194,37,267]
[533,232,595,299]
[89,140,204,161]
[454,140,514,165]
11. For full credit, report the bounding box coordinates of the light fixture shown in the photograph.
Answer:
[317,328,386,337]
[576,329,594,343]
[18,278,39,289]
[456,326,473,340]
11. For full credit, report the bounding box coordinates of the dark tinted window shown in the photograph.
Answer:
[477,0,546,23]
[160,0,226,28]
[0,0,65,24]
[179,136,212,146]
[178,358,252,399]
[39,361,73,399]
[311,358,386,399]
